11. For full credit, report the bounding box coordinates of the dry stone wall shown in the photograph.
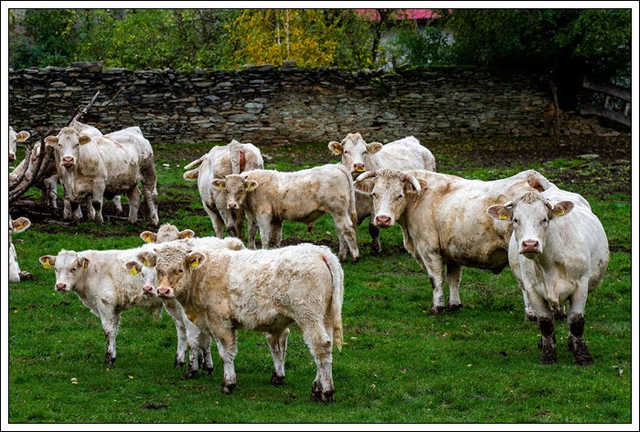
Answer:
[9,63,559,145]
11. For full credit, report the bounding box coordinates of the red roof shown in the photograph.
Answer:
[356,9,443,21]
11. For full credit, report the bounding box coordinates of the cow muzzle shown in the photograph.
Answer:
[352,164,366,175]
[520,239,541,255]
[9,153,16,162]
[61,156,75,167]
[375,215,393,228]
[227,202,239,210]
[142,285,155,296]
[157,286,173,298]
[55,282,68,292]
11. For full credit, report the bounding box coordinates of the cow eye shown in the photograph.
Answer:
[70,267,76,273]
[395,194,404,200]
[541,218,548,225]
[371,192,378,199]
[512,218,519,224]
[344,151,349,155]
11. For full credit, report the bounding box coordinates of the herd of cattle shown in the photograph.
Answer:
[8,121,610,402]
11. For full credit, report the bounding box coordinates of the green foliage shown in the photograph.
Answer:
[443,9,631,79]
[387,25,454,68]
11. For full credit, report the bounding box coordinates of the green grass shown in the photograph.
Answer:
[8,141,631,423]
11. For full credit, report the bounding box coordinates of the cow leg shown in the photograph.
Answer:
[213,327,238,394]
[44,176,58,210]
[246,213,258,249]
[300,322,334,403]
[368,221,382,254]
[520,281,537,322]
[417,249,446,314]
[446,262,463,311]
[400,226,416,256]
[203,203,225,238]
[266,328,290,386]
[197,331,214,374]
[270,220,283,248]
[162,300,188,369]
[567,285,593,365]
[98,308,120,365]
[113,195,123,214]
[71,201,83,221]
[63,198,72,219]
[141,163,159,226]
[91,181,106,224]
[331,212,359,263]
[86,195,96,221]
[256,214,273,249]
[528,293,556,364]
[127,185,142,224]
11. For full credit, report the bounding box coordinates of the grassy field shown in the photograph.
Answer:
[8,136,632,423]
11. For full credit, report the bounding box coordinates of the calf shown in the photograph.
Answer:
[213,165,359,261]
[354,168,550,313]
[183,139,263,240]
[138,242,344,401]
[38,235,243,369]
[329,133,436,253]
[487,190,608,365]
[140,223,195,243]
[44,125,157,225]
[9,216,32,283]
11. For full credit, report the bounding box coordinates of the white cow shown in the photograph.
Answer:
[183,140,264,240]
[214,165,359,261]
[329,133,436,253]
[38,235,243,371]
[9,126,30,162]
[138,242,344,401]
[45,125,158,225]
[487,189,609,365]
[9,216,32,283]
[354,168,550,313]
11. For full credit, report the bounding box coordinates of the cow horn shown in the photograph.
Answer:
[403,174,421,193]
[355,170,377,182]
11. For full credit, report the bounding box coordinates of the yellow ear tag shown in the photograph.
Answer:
[14,223,24,230]
[130,266,138,276]
[143,235,152,243]
[499,214,507,220]
[556,209,565,216]
[83,261,88,269]
[190,260,199,269]
[188,172,196,179]
[43,260,51,270]
[185,232,193,238]
[215,184,224,190]
[144,260,150,267]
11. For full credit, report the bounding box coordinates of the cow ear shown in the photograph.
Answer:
[178,229,194,239]
[77,257,90,270]
[354,178,375,194]
[39,255,56,269]
[185,252,205,270]
[140,231,157,243]
[183,168,199,181]
[328,141,343,155]
[138,251,157,267]
[78,135,91,145]
[246,180,259,192]
[365,142,383,154]
[44,136,59,146]
[125,261,142,276]
[487,203,513,221]
[212,179,226,190]
[11,217,31,233]
[551,201,573,218]
[16,131,30,142]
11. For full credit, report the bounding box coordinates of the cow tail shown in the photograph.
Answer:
[184,154,206,170]
[321,251,344,352]
[336,164,358,228]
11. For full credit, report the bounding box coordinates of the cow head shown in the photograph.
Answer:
[142,247,204,300]
[487,191,573,257]
[354,169,423,228]
[212,174,258,211]
[9,215,30,283]
[328,133,383,177]
[44,127,92,169]
[125,251,158,296]
[140,224,195,243]
[10,216,32,236]
[39,250,89,293]
[9,127,30,162]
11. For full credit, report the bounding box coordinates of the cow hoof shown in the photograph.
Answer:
[447,304,463,312]
[429,306,446,315]
[18,271,34,281]
[310,387,334,403]
[183,369,198,379]
[174,358,185,369]
[204,366,214,375]
[271,372,285,386]
[104,353,116,366]
[352,257,359,264]
[539,348,557,365]
[221,383,236,394]
[525,313,538,322]
[568,337,594,365]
